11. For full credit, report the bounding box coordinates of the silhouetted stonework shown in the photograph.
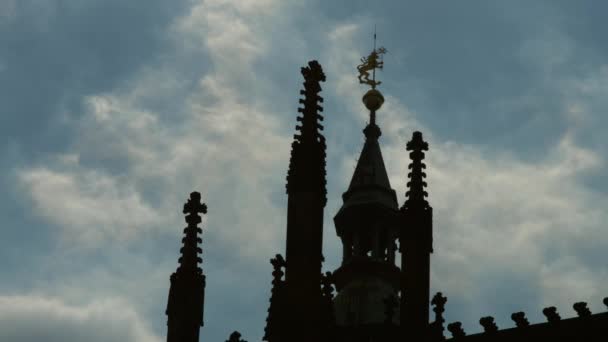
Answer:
[166,192,206,342]
[165,61,608,341]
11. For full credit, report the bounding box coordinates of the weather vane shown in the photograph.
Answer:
[357,26,387,89]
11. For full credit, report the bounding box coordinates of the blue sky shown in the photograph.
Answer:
[2,1,608,341]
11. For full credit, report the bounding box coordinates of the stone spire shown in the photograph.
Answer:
[263,254,287,342]
[282,60,329,342]
[399,131,433,340]
[402,131,430,211]
[286,60,327,205]
[339,43,396,219]
[166,192,207,342]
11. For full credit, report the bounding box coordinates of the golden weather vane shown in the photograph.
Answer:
[357,26,387,89]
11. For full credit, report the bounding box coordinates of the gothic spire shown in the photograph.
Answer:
[403,131,430,211]
[331,43,401,328]
[282,60,329,342]
[340,107,397,212]
[166,192,207,342]
[263,254,287,342]
[178,192,207,275]
[399,132,433,339]
[340,44,396,214]
[286,60,327,205]
[341,44,395,210]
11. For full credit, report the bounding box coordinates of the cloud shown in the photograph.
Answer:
[13,2,304,338]
[6,0,608,340]
[18,164,161,248]
[0,0,16,23]
[0,0,190,158]
[14,0,295,258]
[0,295,161,342]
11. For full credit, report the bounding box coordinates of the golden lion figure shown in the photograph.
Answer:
[357,47,387,88]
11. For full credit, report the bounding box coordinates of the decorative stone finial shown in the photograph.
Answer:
[543,306,561,322]
[178,192,207,274]
[431,292,447,321]
[511,312,529,328]
[183,191,207,223]
[447,322,466,338]
[430,292,447,338]
[227,331,247,342]
[573,302,592,317]
[479,316,498,333]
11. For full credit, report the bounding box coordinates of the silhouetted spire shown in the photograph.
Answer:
[332,45,402,330]
[343,113,396,210]
[429,292,447,340]
[263,254,287,342]
[282,60,329,342]
[286,60,327,205]
[178,193,206,275]
[399,131,433,339]
[402,131,430,211]
[166,192,207,342]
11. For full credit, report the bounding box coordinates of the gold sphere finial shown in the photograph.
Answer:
[362,88,384,111]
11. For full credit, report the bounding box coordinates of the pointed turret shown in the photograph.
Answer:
[338,89,398,222]
[332,45,402,333]
[399,131,433,340]
[166,192,207,342]
[282,60,328,342]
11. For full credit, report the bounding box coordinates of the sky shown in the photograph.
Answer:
[1,0,608,341]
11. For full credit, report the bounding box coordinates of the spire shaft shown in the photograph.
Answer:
[283,60,328,342]
[400,132,433,340]
[286,60,327,204]
[403,131,430,210]
[166,192,207,342]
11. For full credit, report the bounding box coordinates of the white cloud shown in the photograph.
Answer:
[18,165,161,248]
[12,1,608,339]
[0,295,162,342]
[0,0,16,23]
[17,0,295,262]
